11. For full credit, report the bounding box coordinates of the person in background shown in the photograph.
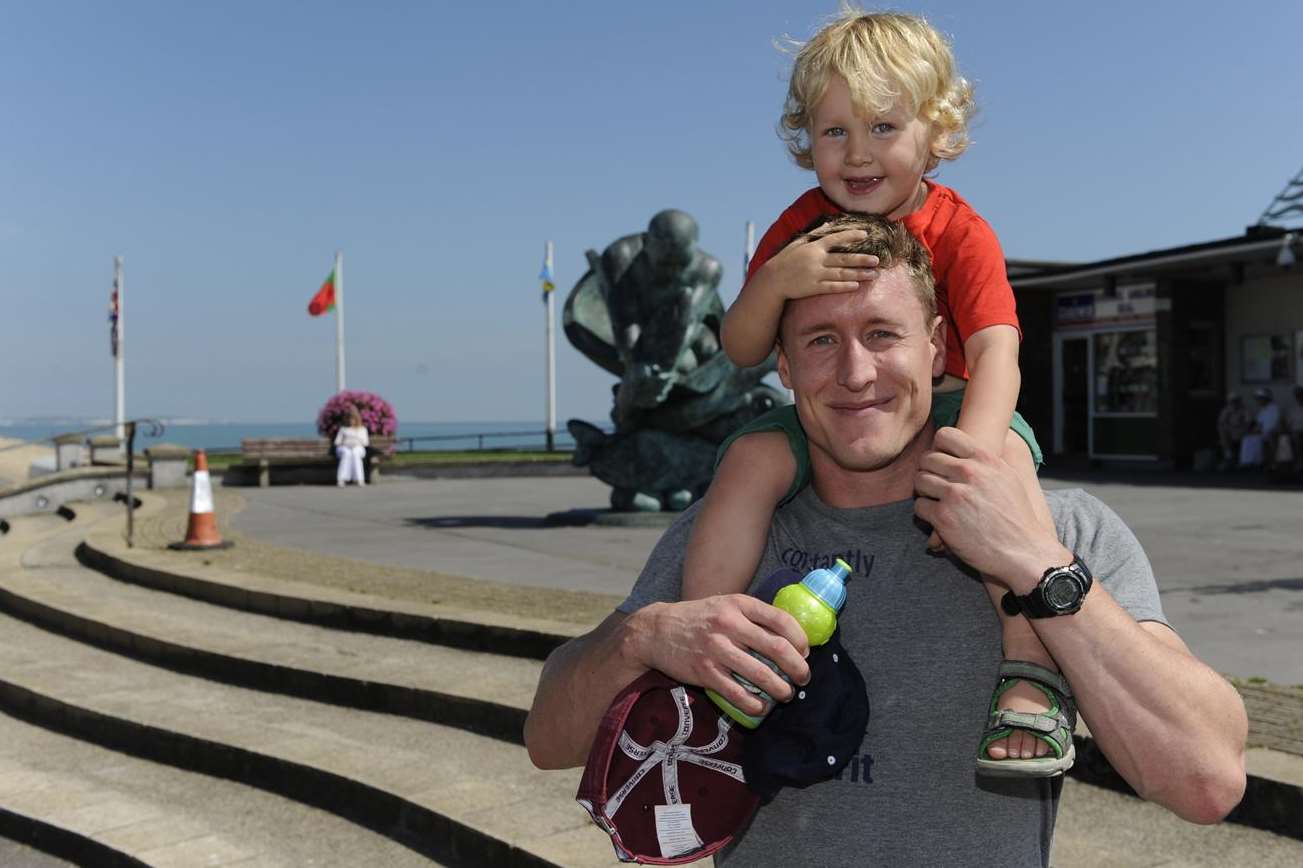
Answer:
[334,406,369,487]
[1240,388,1281,470]
[1286,386,1303,475]
[1216,393,1250,471]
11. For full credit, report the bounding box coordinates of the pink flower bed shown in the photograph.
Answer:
[316,391,398,446]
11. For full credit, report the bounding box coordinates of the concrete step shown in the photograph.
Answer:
[0,710,439,867]
[1,512,80,548]
[77,528,583,661]
[3,535,541,743]
[0,610,620,867]
[0,835,76,868]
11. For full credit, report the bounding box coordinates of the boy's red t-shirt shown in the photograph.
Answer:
[745,182,1020,381]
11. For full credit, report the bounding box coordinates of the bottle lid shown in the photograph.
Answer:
[800,558,851,613]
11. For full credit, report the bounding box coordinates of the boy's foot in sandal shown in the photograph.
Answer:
[986,678,1053,759]
[977,660,1076,777]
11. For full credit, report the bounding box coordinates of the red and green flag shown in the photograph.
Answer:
[308,270,336,316]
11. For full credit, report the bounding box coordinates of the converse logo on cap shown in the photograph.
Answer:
[605,687,745,821]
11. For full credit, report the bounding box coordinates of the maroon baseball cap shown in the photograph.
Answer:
[577,670,761,864]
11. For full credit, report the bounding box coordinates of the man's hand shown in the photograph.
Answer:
[758,229,879,301]
[913,427,1070,595]
[634,595,812,715]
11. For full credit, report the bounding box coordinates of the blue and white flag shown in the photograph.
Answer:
[539,241,555,302]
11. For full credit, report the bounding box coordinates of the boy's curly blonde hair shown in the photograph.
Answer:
[780,6,975,172]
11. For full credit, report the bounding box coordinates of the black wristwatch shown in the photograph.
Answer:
[1001,555,1093,618]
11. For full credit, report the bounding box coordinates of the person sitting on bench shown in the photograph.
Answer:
[334,407,369,487]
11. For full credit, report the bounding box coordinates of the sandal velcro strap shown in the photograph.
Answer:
[997,660,1074,705]
[986,709,1063,735]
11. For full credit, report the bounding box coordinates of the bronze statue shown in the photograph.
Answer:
[564,210,786,512]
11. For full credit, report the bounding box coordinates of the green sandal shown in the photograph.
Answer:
[976,660,1076,778]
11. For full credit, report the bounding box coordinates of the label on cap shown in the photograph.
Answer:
[655,804,703,858]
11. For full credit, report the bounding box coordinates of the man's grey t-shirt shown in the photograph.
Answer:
[620,488,1167,868]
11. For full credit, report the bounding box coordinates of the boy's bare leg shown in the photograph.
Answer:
[682,432,796,600]
[982,432,1060,761]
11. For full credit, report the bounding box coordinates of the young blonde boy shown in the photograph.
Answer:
[685,9,1069,775]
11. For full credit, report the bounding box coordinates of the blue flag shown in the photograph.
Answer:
[539,242,555,302]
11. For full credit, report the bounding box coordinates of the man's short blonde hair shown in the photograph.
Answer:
[780,6,975,172]
[789,213,937,331]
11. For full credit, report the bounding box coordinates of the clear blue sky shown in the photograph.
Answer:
[3,0,1300,425]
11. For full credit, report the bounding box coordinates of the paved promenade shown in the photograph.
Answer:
[231,472,1303,686]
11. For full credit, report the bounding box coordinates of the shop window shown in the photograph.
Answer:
[1094,329,1157,414]
[1241,334,1293,383]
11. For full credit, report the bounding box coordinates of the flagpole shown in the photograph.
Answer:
[334,250,346,392]
[544,241,557,452]
[114,256,126,444]
[744,221,755,276]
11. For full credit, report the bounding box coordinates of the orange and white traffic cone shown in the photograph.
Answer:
[168,449,232,550]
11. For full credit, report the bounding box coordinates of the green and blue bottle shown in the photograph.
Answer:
[707,558,851,729]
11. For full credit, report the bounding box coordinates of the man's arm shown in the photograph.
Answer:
[1030,592,1245,824]
[524,610,648,770]
[525,596,812,770]
[914,428,1247,824]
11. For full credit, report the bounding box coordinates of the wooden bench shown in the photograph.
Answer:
[233,436,395,487]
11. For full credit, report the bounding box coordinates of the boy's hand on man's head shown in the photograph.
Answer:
[761,228,879,301]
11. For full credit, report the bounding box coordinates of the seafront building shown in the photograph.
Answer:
[1010,174,1302,467]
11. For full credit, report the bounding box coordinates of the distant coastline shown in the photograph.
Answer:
[0,420,585,452]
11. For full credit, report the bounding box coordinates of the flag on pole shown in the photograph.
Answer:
[108,276,120,357]
[539,242,555,303]
[308,269,337,316]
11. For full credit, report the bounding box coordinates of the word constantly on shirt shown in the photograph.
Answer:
[778,546,874,579]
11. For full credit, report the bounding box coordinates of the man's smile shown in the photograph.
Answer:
[829,396,894,416]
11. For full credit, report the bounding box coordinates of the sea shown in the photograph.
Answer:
[0,420,587,453]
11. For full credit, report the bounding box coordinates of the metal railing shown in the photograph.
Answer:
[202,429,585,454]
[0,418,163,454]
[393,430,583,452]
[176,431,577,455]
[1,424,599,457]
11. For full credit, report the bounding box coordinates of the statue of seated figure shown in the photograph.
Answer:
[563,209,786,512]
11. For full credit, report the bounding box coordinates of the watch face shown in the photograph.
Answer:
[1043,572,1082,612]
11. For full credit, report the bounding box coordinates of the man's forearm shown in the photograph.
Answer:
[914,429,1248,822]
[1029,582,1247,823]
[524,610,651,770]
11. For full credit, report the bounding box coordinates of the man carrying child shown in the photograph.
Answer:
[525,215,1246,866]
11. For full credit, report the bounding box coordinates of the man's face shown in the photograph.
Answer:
[777,266,944,474]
